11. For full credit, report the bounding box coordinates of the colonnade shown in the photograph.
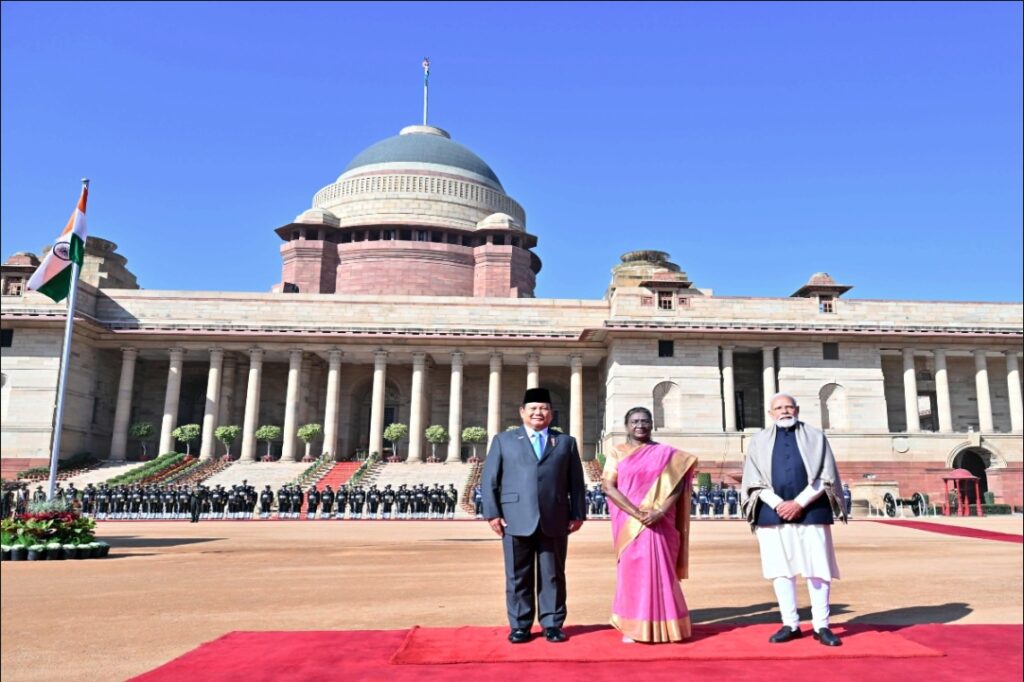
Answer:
[108,347,587,462]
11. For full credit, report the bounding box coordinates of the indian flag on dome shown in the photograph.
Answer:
[27,184,89,303]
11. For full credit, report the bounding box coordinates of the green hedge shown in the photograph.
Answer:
[16,452,100,479]
[106,453,184,486]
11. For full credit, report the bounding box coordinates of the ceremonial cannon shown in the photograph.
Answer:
[881,492,929,517]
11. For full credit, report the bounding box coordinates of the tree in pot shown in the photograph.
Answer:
[383,423,409,461]
[129,422,154,459]
[424,425,448,462]
[254,425,283,460]
[214,425,242,458]
[296,423,323,461]
[461,426,487,461]
[171,423,202,456]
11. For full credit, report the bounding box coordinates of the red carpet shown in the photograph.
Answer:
[872,520,1024,544]
[390,623,939,663]
[130,624,1022,682]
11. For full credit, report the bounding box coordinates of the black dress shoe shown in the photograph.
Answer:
[813,627,842,647]
[508,628,531,644]
[768,625,803,643]
[543,627,568,643]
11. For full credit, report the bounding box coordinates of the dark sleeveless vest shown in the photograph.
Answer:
[755,426,833,527]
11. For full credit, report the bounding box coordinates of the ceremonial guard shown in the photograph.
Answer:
[697,486,710,519]
[321,485,335,518]
[335,485,349,519]
[367,485,381,519]
[842,483,853,517]
[473,484,483,518]
[711,484,726,519]
[445,484,458,519]
[306,485,321,519]
[397,485,411,519]
[382,485,396,519]
[351,486,366,519]
[276,484,289,519]
[258,485,274,519]
[81,484,96,516]
[725,485,740,519]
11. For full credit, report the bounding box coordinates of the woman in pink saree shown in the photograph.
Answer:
[602,407,698,643]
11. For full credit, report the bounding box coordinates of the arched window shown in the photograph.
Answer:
[819,383,848,431]
[652,381,681,430]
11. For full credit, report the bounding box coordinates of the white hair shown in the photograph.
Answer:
[768,392,799,408]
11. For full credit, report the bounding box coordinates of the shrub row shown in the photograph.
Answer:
[106,453,184,486]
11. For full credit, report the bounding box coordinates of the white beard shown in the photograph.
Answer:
[775,416,797,428]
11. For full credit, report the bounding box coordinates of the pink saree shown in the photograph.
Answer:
[604,442,697,642]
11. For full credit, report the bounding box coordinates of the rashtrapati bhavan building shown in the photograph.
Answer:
[2,123,1022,506]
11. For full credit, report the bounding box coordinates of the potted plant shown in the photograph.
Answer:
[297,423,323,461]
[62,543,78,560]
[171,423,202,456]
[46,542,63,560]
[424,425,448,463]
[27,544,46,561]
[74,544,90,559]
[383,423,409,462]
[95,541,110,558]
[1,545,11,561]
[85,542,101,558]
[11,543,28,561]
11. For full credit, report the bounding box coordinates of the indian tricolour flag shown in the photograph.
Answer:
[27,184,89,303]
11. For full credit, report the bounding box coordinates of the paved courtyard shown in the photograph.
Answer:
[2,515,1021,681]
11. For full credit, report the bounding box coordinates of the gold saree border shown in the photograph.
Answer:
[609,613,692,643]
[613,449,698,580]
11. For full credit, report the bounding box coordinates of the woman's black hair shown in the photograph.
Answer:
[624,406,653,425]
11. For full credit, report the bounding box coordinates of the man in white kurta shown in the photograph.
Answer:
[741,393,847,647]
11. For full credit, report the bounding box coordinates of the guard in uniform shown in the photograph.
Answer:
[725,485,740,519]
[321,485,335,518]
[711,484,726,519]
[306,485,321,519]
[842,483,853,517]
[697,486,711,519]
[382,485,396,519]
[260,485,274,519]
[276,484,289,519]
[445,484,458,519]
[366,486,381,519]
[335,486,349,519]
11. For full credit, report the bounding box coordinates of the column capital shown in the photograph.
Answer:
[933,348,948,358]
[450,350,465,367]
[903,348,917,357]
[248,347,264,358]
[569,353,584,369]
[208,347,224,358]
[412,351,427,367]
[761,346,776,353]
[374,350,389,365]
[327,349,344,363]
[490,352,503,370]
[526,352,540,365]
[288,348,304,360]
[168,347,186,359]
[721,344,735,352]
[120,346,138,357]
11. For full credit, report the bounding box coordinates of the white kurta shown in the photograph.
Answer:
[755,524,840,580]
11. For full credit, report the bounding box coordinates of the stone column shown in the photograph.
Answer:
[1007,352,1023,434]
[569,354,584,452]
[974,350,994,433]
[158,348,186,455]
[761,347,776,414]
[109,347,138,461]
[902,349,921,433]
[322,350,343,459]
[721,346,737,432]
[409,352,427,462]
[487,352,503,446]
[447,351,464,462]
[933,350,953,433]
[526,353,540,390]
[368,351,388,457]
[239,348,264,461]
[199,348,224,460]
[217,354,237,428]
[282,349,303,461]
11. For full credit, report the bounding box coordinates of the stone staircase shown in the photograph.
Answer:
[202,461,311,490]
[370,462,476,518]
[57,461,150,487]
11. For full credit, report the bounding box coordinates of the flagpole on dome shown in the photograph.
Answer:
[422,57,430,126]
[40,178,90,501]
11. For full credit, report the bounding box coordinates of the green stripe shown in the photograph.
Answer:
[69,233,85,266]
[35,265,72,303]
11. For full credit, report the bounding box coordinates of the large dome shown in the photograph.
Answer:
[340,125,503,190]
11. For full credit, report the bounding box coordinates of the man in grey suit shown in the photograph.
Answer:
[481,387,587,644]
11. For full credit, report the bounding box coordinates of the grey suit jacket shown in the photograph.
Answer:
[480,426,587,537]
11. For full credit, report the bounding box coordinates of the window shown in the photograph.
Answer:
[657,291,674,310]
[415,230,429,242]
[640,296,654,307]
[658,340,674,357]
[818,295,835,313]
[823,342,839,360]
[677,296,691,308]
[0,329,12,347]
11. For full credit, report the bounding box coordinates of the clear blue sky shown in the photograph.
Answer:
[2,1,1021,302]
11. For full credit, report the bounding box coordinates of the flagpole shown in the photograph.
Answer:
[46,178,89,501]
[422,57,430,126]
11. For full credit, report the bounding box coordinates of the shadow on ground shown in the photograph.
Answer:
[846,602,972,625]
[102,536,224,548]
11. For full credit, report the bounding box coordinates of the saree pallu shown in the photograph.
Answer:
[605,443,697,642]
